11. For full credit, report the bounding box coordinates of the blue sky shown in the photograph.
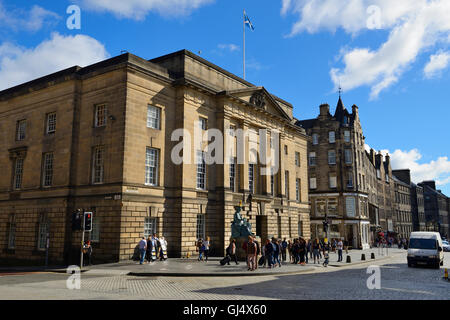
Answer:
[1,0,449,194]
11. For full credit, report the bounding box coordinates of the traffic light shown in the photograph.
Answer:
[72,209,82,231]
[323,221,328,233]
[84,212,93,231]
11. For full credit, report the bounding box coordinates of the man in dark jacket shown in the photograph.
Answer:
[264,239,274,268]
[281,238,288,262]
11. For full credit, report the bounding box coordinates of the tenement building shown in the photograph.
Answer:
[297,98,372,249]
[297,97,402,248]
[419,181,449,238]
[410,183,426,231]
[0,50,310,265]
[392,169,425,233]
[391,171,413,240]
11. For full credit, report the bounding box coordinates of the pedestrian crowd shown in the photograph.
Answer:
[138,233,168,264]
[223,236,348,271]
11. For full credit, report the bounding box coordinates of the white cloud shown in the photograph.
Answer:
[218,44,239,52]
[387,149,450,187]
[282,0,450,98]
[0,2,60,32]
[424,51,450,78]
[77,0,214,20]
[0,33,109,91]
[364,143,450,188]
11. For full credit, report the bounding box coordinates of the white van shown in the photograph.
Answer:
[407,232,444,268]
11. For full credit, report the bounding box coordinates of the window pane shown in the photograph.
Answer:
[145,148,159,186]
[90,221,100,242]
[312,134,319,145]
[95,105,107,127]
[310,177,317,189]
[329,131,335,143]
[43,153,54,187]
[38,222,49,250]
[249,164,255,194]
[345,149,352,164]
[144,217,157,238]
[346,197,356,217]
[309,152,316,166]
[328,150,336,164]
[344,131,350,142]
[8,223,16,249]
[229,158,235,192]
[196,151,206,189]
[17,120,26,140]
[46,113,56,134]
[196,214,205,240]
[93,147,104,183]
[285,171,289,199]
[14,158,24,189]
[147,105,161,129]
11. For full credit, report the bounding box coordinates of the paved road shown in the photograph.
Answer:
[0,252,448,300]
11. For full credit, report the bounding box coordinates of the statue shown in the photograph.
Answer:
[231,205,254,238]
[250,91,266,109]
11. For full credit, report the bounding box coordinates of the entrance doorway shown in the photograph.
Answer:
[345,224,357,248]
[256,215,268,241]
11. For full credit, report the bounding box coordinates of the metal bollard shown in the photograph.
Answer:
[444,268,448,280]
[371,252,375,259]
[346,255,351,263]
[361,253,366,261]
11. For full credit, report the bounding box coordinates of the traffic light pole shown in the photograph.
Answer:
[80,212,85,270]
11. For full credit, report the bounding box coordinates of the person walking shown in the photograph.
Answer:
[287,240,293,263]
[246,236,257,271]
[264,239,274,268]
[337,238,343,262]
[305,239,310,264]
[159,236,168,261]
[323,251,329,267]
[308,239,313,259]
[83,241,93,266]
[312,238,321,264]
[292,239,299,264]
[226,239,239,265]
[272,238,282,267]
[138,237,147,265]
[281,238,288,262]
[146,235,153,263]
[203,236,211,262]
[253,236,261,269]
[299,238,306,265]
[151,233,159,262]
[196,238,204,261]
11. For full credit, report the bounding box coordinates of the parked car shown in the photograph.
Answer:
[442,240,450,252]
[407,232,444,269]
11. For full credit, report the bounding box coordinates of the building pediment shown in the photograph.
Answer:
[222,87,291,121]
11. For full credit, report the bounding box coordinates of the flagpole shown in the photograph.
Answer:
[243,9,246,80]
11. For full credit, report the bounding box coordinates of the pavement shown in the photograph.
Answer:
[0,247,406,277]
[1,250,448,300]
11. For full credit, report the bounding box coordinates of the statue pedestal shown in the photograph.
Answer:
[235,236,261,262]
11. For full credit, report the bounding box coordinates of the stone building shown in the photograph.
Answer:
[391,172,413,240]
[297,97,404,248]
[0,50,310,265]
[297,98,372,249]
[419,181,449,238]
[410,183,426,231]
[393,169,425,233]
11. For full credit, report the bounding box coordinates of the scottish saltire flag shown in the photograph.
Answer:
[244,11,255,31]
